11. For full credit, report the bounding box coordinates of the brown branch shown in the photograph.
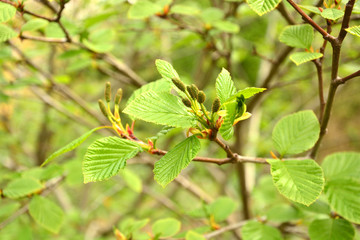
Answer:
[20,34,68,43]
[203,220,247,239]
[336,69,360,84]
[286,0,336,42]
[277,2,296,25]
[310,0,356,158]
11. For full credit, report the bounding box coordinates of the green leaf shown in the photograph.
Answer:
[320,8,344,21]
[322,152,360,180]
[42,126,104,167]
[346,25,360,38]
[272,110,320,156]
[267,159,324,206]
[325,178,360,224]
[120,169,143,193]
[209,197,237,222]
[155,59,180,81]
[29,195,64,233]
[279,24,314,49]
[200,8,224,24]
[266,204,302,222]
[127,78,172,105]
[123,90,196,128]
[128,0,162,19]
[170,5,200,15]
[241,221,282,240]
[246,0,282,16]
[3,178,44,199]
[152,218,181,238]
[154,136,200,187]
[82,39,113,53]
[0,2,16,23]
[293,199,331,215]
[219,101,238,140]
[290,52,323,66]
[228,87,266,101]
[299,5,322,15]
[215,68,236,105]
[213,20,240,33]
[0,25,17,42]
[186,231,206,240]
[21,19,49,32]
[309,218,355,240]
[83,137,142,183]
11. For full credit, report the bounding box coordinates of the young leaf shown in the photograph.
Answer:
[123,90,196,128]
[267,159,324,206]
[246,0,282,16]
[215,68,236,105]
[279,24,314,49]
[152,218,181,238]
[346,25,360,38]
[266,204,302,223]
[209,197,237,222]
[0,2,16,23]
[127,0,162,19]
[320,8,344,21]
[127,78,172,105]
[325,178,360,224]
[299,5,322,15]
[309,218,355,240]
[272,110,320,156]
[219,101,238,140]
[0,25,17,42]
[154,136,200,187]
[186,231,206,240]
[83,137,142,183]
[213,20,240,34]
[170,5,200,15]
[322,152,360,180]
[21,19,49,32]
[241,221,282,240]
[42,126,105,167]
[225,87,266,103]
[290,52,323,66]
[29,195,64,234]
[3,178,44,199]
[155,59,180,81]
[120,169,143,193]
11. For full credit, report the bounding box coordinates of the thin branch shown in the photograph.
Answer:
[277,2,296,25]
[338,0,356,42]
[336,69,360,84]
[203,220,247,239]
[286,0,336,42]
[20,34,68,43]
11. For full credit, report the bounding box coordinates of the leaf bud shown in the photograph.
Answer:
[171,77,186,92]
[105,82,111,103]
[115,88,123,105]
[98,99,108,117]
[197,91,206,104]
[182,98,192,108]
[212,98,221,113]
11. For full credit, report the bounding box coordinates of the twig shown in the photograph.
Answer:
[277,2,296,25]
[203,220,247,239]
[20,34,68,43]
[336,69,360,84]
[286,0,335,42]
